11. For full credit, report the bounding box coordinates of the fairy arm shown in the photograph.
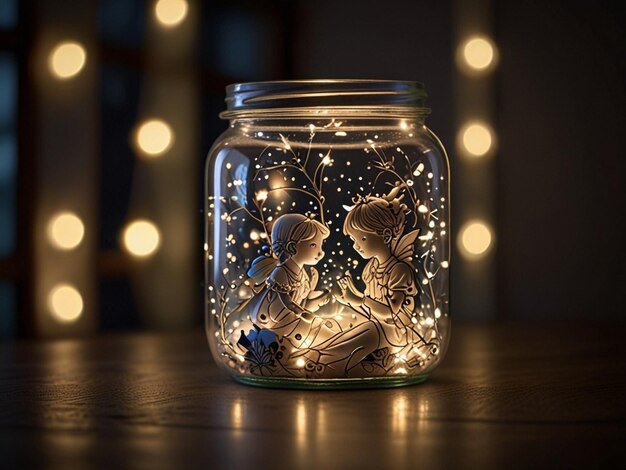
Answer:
[363,291,406,316]
[336,277,364,309]
[305,290,331,312]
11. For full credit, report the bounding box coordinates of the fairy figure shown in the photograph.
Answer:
[337,186,438,360]
[244,213,337,350]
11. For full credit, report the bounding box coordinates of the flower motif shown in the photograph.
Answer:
[361,347,394,373]
[237,326,279,376]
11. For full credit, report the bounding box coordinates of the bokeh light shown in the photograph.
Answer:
[48,284,83,322]
[458,220,493,259]
[48,41,86,79]
[47,212,84,250]
[459,122,494,157]
[134,119,173,157]
[462,36,496,71]
[155,0,188,28]
[123,220,161,257]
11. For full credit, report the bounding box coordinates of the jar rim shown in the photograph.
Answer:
[221,79,429,119]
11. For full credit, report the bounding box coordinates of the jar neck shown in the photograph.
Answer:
[220,80,430,122]
[228,115,426,132]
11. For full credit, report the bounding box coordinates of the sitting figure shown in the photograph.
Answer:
[337,186,438,360]
[246,213,335,350]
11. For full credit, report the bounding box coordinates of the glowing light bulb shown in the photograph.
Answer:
[462,36,496,71]
[49,41,86,79]
[155,0,188,27]
[459,122,494,157]
[256,190,268,201]
[123,220,161,257]
[47,212,84,250]
[322,155,332,165]
[135,119,173,157]
[48,284,83,322]
[458,220,493,259]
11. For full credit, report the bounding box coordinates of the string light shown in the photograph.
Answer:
[122,220,161,257]
[458,220,493,259]
[48,284,83,322]
[155,0,189,28]
[47,212,84,250]
[460,36,496,72]
[459,121,494,157]
[134,119,174,157]
[48,41,86,79]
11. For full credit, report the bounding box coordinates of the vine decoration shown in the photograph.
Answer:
[214,132,332,369]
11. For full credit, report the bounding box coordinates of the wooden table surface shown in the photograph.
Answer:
[1,321,625,469]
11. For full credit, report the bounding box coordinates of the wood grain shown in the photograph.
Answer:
[1,321,625,469]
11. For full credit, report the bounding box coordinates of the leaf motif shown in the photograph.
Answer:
[279,133,291,150]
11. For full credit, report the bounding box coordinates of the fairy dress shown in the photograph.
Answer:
[362,256,418,345]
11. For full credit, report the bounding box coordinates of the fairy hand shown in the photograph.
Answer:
[335,285,362,308]
[338,274,360,297]
[345,276,360,295]
[317,292,330,307]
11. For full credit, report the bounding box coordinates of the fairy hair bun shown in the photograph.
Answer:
[343,186,408,239]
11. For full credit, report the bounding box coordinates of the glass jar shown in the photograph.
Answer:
[205,80,450,389]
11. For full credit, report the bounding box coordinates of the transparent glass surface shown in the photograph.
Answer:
[0,0,17,29]
[0,281,16,340]
[0,53,17,258]
[98,0,145,48]
[205,81,450,388]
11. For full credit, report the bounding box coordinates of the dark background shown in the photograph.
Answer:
[0,0,624,339]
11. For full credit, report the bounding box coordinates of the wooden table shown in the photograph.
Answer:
[1,321,625,469]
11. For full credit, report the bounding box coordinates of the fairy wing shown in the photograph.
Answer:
[393,229,421,262]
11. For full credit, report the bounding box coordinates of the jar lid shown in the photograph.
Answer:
[221,79,429,119]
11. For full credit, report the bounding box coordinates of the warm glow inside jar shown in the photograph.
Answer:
[205,80,450,389]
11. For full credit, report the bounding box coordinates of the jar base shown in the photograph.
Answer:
[232,374,429,390]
